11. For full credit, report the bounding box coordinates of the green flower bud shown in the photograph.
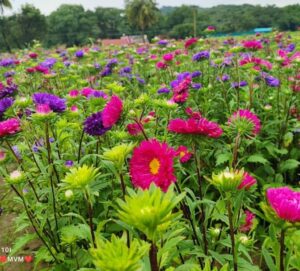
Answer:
[210,168,244,192]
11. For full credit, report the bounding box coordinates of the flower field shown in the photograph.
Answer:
[0,32,299,271]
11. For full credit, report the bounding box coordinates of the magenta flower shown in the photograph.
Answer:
[35,104,52,115]
[266,187,300,223]
[229,109,261,135]
[0,118,21,138]
[168,117,223,138]
[238,172,257,190]
[163,53,174,62]
[240,210,255,232]
[176,146,192,163]
[242,40,263,50]
[102,95,123,128]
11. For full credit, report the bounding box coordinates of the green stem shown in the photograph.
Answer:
[85,190,96,248]
[149,242,159,271]
[280,229,285,271]
[227,199,238,271]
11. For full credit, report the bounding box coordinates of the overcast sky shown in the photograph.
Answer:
[5,0,300,15]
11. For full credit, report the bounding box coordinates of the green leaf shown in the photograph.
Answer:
[216,153,231,166]
[247,154,269,165]
[262,247,276,271]
[279,159,300,172]
[9,233,37,256]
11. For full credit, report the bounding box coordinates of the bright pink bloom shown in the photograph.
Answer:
[176,146,192,163]
[172,76,191,103]
[29,52,38,59]
[184,38,198,49]
[130,139,176,192]
[81,87,94,97]
[69,90,79,97]
[266,187,300,222]
[230,109,261,135]
[239,56,272,70]
[36,104,52,115]
[0,118,21,138]
[242,40,263,50]
[70,105,78,112]
[156,61,167,69]
[238,172,257,190]
[163,53,174,62]
[168,117,223,138]
[127,123,142,136]
[206,25,216,31]
[240,210,255,232]
[102,95,123,128]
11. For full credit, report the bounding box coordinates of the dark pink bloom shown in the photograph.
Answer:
[238,172,257,190]
[229,109,261,135]
[36,104,52,115]
[29,52,38,59]
[184,38,198,49]
[163,53,174,62]
[0,118,21,138]
[266,187,300,222]
[240,210,255,232]
[156,61,167,69]
[69,90,79,97]
[127,123,142,136]
[176,145,192,163]
[168,117,223,138]
[102,95,123,128]
[239,56,272,70]
[242,40,263,50]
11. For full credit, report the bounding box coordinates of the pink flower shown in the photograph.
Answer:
[29,52,38,59]
[172,76,191,104]
[242,40,263,50]
[70,105,78,112]
[156,61,167,69]
[130,139,176,192]
[176,146,192,163]
[81,87,94,97]
[266,187,300,222]
[0,118,21,138]
[184,38,198,49]
[127,123,142,136]
[229,109,261,135]
[163,53,174,62]
[69,90,79,97]
[240,210,255,232]
[238,172,257,190]
[168,117,223,138]
[36,104,52,115]
[206,25,216,32]
[239,56,272,70]
[102,95,123,128]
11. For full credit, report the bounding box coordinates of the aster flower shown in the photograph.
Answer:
[184,38,198,49]
[84,111,111,136]
[242,40,263,50]
[192,51,210,61]
[238,172,257,190]
[75,50,84,58]
[157,40,168,46]
[264,75,280,87]
[32,93,66,113]
[231,81,248,89]
[240,210,255,232]
[168,117,223,138]
[102,95,123,128]
[176,146,192,163]
[229,109,261,136]
[171,76,191,103]
[266,187,300,223]
[163,53,174,62]
[0,118,21,138]
[157,87,170,94]
[191,71,202,78]
[130,139,176,192]
[0,97,14,119]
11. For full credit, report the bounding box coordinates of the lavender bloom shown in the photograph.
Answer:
[0,59,14,67]
[12,145,21,159]
[32,93,66,112]
[217,74,230,82]
[231,81,248,89]
[192,83,202,90]
[0,83,18,99]
[93,90,108,99]
[65,160,74,167]
[32,139,44,152]
[84,111,111,136]
[136,76,145,85]
[75,50,84,58]
[94,63,101,69]
[106,58,118,68]
[120,66,132,74]
[157,40,168,46]
[157,87,171,94]
[0,97,14,118]
[265,75,280,87]
[285,44,295,53]
[191,71,202,78]
[40,58,57,69]
[192,51,210,61]
[177,72,191,81]
[4,71,15,78]
[100,67,112,77]
[64,61,71,67]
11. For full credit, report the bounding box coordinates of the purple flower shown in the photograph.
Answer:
[0,82,18,99]
[106,58,118,68]
[100,67,112,77]
[192,51,210,61]
[84,111,111,136]
[94,63,101,69]
[217,74,230,82]
[32,93,66,113]
[265,75,280,87]
[75,50,84,58]
[157,40,168,46]
[93,90,108,99]
[65,160,74,167]
[157,87,171,94]
[12,145,21,159]
[191,71,202,78]
[231,81,248,89]
[120,66,132,74]
[192,83,202,90]
[0,59,14,67]
[4,71,15,78]
[0,97,14,118]
[40,58,57,69]
[64,61,71,67]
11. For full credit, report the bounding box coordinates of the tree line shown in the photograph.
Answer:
[1,2,300,52]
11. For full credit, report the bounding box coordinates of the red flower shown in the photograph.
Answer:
[0,118,21,138]
[130,139,176,191]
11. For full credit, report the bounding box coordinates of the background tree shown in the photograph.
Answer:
[0,0,11,14]
[125,0,158,39]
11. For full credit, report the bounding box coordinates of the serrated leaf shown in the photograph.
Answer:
[216,153,231,166]
[247,154,269,165]
[279,159,300,172]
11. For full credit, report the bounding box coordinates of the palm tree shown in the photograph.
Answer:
[125,0,158,41]
[0,0,12,14]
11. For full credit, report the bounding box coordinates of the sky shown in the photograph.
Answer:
[5,0,300,15]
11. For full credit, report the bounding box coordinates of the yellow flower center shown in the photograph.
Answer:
[179,151,185,158]
[149,158,160,175]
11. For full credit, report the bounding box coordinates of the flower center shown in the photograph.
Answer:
[179,151,185,158]
[149,158,160,175]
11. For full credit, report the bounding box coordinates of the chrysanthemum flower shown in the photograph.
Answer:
[242,40,263,50]
[240,210,255,232]
[192,51,210,61]
[266,187,300,223]
[0,97,14,119]
[32,93,66,112]
[238,172,257,190]
[130,139,176,191]
[184,37,198,49]
[0,118,21,138]
[229,109,261,136]
[176,146,192,163]
[102,95,123,128]
[84,111,110,136]
[168,117,223,138]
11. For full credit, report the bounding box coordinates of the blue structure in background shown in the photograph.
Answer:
[254,28,273,33]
